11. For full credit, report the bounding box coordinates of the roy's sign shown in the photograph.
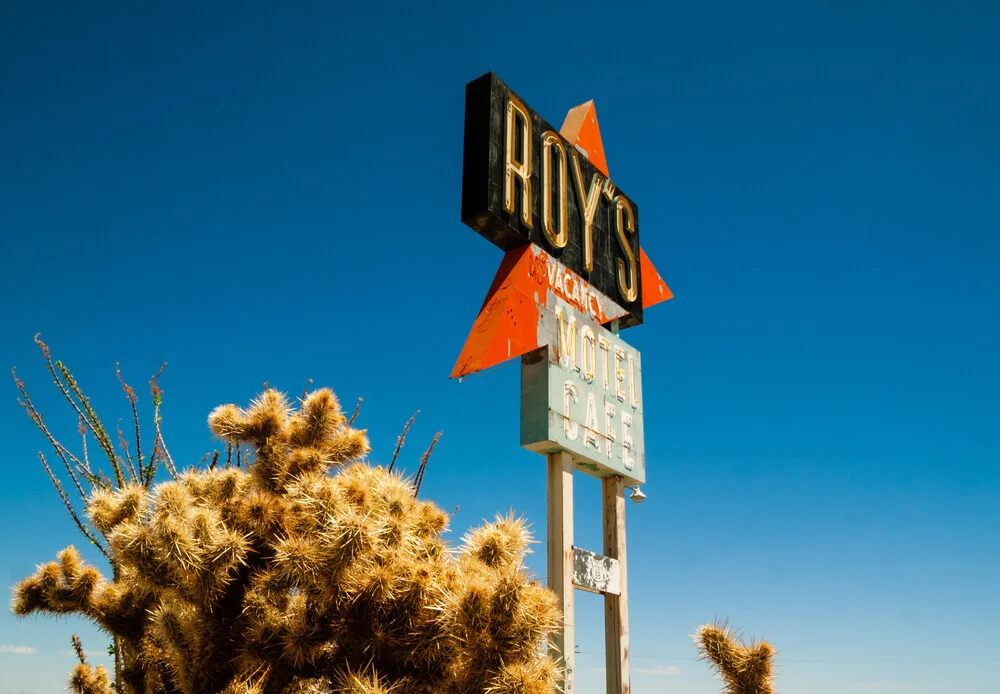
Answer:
[461,72,645,325]
[452,72,671,381]
[452,72,671,694]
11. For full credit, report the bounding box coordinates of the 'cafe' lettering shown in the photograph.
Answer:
[519,300,645,483]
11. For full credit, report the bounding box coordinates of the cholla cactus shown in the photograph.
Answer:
[692,622,776,694]
[13,386,560,694]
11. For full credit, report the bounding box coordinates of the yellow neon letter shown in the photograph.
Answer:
[571,151,605,271]
[614,196,638,303]
[504,93,532,227]
[541,131,568,248]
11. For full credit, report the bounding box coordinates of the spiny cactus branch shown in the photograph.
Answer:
[413,432,441,496]
[115,363,143,484]
[71,634,88,666]
[693,621,776,694]
[149,362,176,481]
[15,380,561,694]
[34,335,126,488]
[37,453,109,559]
[78,418,93,477]
[115,418,138,484]
[14,369,91,498]
[347,398,363,427]
[388,411,418,473]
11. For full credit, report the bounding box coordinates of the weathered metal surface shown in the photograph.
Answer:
[572,546,621,596]
[559,100,609,179]
[461,72,645,325]
[452,246,633,379]
[520,300,645,485]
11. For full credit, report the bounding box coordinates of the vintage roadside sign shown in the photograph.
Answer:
[452,72,672,380]
[521,300,645,486]
[453,72,672,694]
[461,72,645,324]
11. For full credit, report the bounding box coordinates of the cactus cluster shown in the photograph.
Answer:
[13,387,561,694]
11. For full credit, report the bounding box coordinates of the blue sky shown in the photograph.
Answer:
[1,2,998,692]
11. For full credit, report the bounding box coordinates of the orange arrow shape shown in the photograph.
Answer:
[560,100,609,177]
[451,246,540,379]
[640,246,673,308]
[451,245,632,379]
[560,100,673,310]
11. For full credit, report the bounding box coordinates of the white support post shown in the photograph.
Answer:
[603,475,630,694]
[547,451,575,693]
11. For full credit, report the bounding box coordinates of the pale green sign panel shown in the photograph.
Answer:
[520,299,645,486]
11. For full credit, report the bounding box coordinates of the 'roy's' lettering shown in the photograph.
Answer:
[501,91,639,309]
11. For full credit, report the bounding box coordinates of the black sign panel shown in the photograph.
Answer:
[461,72,643,326]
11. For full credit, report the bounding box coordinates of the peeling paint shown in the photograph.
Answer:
[572,546,620,595]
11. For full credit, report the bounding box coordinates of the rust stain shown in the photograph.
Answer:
[623,647,631,694]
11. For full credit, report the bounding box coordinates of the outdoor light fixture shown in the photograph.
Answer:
[629,486,646,504]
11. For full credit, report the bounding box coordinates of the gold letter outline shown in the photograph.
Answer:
[614,195,638,303]
[504,93,533,227]
[541,131,568,248]
[570,151,605,272]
